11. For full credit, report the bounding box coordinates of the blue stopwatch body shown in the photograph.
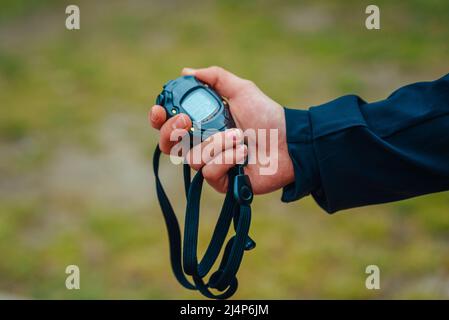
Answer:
[156,76,235,143]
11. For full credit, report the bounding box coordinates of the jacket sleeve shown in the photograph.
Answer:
[281,73,449,213]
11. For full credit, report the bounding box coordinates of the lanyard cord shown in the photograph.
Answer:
[153,145,255,299]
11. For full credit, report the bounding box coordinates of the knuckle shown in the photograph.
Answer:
[188,155,202,171]
[159,143,170,155]
[214,183,227,194]
[189,163,201,171]
[242,79,255,88]
[186,148,203,171]
[210,65,222,72]
[210,65,227,77]
[203,168,220,184]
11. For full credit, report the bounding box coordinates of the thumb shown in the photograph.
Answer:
[182,66,249,98]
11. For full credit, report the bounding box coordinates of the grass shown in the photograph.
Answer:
[0,0,448,299]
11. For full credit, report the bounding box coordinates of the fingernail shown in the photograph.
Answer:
[183,67,196,74]
[174,115,187,128]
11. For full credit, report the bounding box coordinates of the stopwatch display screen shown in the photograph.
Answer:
[181,89,219,122]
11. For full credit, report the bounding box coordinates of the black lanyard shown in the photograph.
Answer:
[153,145,256,299]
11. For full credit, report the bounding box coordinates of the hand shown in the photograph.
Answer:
[148,66,295,195]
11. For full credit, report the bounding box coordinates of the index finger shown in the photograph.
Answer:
[182,66,249,98]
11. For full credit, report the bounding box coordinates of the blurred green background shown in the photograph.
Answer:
[0,0,449,299]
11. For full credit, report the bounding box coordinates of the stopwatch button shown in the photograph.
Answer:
[156,93,165,106]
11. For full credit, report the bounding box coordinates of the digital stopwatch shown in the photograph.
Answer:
[155,75,235,142]
[152,75,255,300]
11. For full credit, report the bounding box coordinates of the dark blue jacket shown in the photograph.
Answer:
[282,73,449,213]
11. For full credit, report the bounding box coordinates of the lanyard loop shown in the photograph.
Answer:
[153,145,255,299]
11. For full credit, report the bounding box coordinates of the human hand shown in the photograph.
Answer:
[149,66,294,194]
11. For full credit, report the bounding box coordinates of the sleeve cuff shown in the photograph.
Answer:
[281,107,320,203]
